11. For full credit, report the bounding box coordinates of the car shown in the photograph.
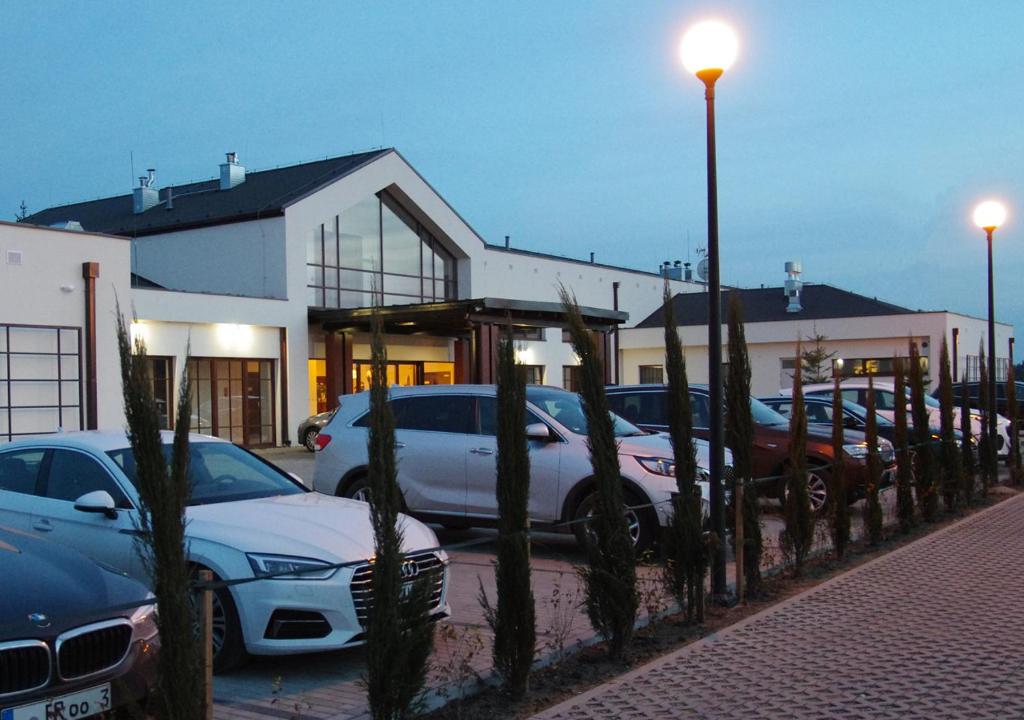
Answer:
[0,523,159,720]
[312,384,719,553]
[797,378,1012,459]
[940,380,1024,434]
[605,384,895,514]
[297,409,337,452]
[761,395,902,445]
[0,431,449,674]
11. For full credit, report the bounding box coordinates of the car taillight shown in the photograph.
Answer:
[315,433,332,451]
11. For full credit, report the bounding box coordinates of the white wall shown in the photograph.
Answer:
[0,222,132,430]
[132,216,286,299]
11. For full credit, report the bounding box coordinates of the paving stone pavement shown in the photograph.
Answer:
[532,491,1024,720]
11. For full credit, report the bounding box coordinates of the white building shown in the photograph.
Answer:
[11,150,698,446]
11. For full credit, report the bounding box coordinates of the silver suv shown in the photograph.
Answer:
[312,385,719,551]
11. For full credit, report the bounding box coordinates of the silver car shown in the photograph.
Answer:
[312,385,719,552]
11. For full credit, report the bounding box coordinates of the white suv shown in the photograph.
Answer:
[312,385,720,552]
[794,379,1011,458]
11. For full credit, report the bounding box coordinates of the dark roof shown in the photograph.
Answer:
[636,284,916,328]
[22,150,391,237]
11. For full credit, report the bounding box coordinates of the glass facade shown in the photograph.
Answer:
[189,358,275,446]
[306,192,457,309]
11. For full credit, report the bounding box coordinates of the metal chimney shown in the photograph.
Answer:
[784,261,803,312]
[220,152,246,190]
[133,171,159,214]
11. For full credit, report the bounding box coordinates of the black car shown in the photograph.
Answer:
[940,380,1024,430]
[0,525,159,719]
[297,409,337,452]
[760,396,900,445]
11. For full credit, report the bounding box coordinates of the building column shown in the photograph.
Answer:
[278,327,290,445]
[473,322,500,384]
[325,331,353,409]
[82,262,99,430]
[454,337,471,384]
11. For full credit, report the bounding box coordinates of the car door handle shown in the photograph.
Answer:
[32,519,53,532]
[470,448,494,456]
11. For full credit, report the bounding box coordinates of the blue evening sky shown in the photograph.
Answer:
[3,1,1022,338]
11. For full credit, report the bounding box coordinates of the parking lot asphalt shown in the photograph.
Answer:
[214,447,881,720]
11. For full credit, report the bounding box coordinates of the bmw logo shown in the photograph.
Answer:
[28,612,50,628]
[399,560,420,581]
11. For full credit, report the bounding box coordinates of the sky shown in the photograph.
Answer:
[2,0,1022,337]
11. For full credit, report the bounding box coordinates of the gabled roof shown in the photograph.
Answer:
[636,284,916,328]
[21,149,391,237]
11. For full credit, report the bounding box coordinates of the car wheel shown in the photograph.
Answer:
[779,466,830,515]
[302,428,319,452]
[191,567,248,674]
[572,488,655,554]
[342,475,372,503]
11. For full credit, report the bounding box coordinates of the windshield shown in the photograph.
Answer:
[750,397,789,426]
[526,386,645,437]
[107,442,306,506]
[842,399,894,427]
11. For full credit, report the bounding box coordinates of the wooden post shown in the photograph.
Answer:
[199,569,214,720]
[734,480,744,603]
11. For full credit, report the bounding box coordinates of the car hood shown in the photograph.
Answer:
[0,526,150,638]
[185,492,439,563]
[621,433,728,468]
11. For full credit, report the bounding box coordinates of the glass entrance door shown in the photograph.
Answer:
[189,358,275,446]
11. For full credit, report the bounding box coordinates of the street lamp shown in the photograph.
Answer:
[973,199,1007,463]
[679,19,738,600]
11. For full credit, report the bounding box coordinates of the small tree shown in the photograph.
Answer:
[725,294,761,594]
[862,375,884,545]
[1007,360,1022,485]
[937,338,961,512]
[364,309,435,720]
[801,331,837,384]
[560,286,637,658]
[783,340,815,575]
[479,323,535,698]
[893,357,916,532]
[660,285,706,621]
[959,370,976,506]
[977,346,994,496]
[908,340,938,521]
[115,310,204,720]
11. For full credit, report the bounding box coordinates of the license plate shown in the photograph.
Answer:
[1,683,111,720]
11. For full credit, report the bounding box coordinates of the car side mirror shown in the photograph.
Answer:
[74,490,118,519]
[843,416,860,429]
[525,423,551,440]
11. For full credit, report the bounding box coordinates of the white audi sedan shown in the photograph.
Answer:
[0,431,449,672]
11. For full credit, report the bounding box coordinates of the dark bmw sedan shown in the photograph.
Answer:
[0,525,159,719]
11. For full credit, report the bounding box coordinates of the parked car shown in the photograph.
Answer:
[605,384,895,513]
[297,409,337,452]
[940,380,1024,433]
[312,385,719,552]
[798,378,1012,458]
[0,431,449,674]
[0,524,159,719]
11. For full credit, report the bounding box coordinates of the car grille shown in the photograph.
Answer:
[57,619,133,681]
[350,552,446,628]
[0,640,50,697]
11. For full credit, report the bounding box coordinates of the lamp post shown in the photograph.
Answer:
[973,200,1007,464]
[679,19,739,600]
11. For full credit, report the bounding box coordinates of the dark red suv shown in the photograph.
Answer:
[606,384,896,513]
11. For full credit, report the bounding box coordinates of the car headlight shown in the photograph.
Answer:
[636,456,676,477]
[247,553,337,580]
[843,442,869,459]
[970,412,983,421]
[130,595,159,641]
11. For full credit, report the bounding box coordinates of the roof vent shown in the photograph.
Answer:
[49,221,84,231]
[220,152,246,190]
[133,169,159,214]
[659,260,684,281]
[784,260,803,313]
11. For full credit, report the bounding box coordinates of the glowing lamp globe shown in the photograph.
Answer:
[973,200,1007,231]
[679,20,739,76]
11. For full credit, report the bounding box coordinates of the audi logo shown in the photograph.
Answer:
[400,560,420,580]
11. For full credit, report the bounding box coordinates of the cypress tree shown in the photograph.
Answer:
[660,285,706,621]
[893,357,916,532]
[1007,360,1022,485]
[115,309,204,720]
[559,286,637,658]
[960,370,976,506]
[783,340,815,575]
[364,308,434,720]
[480,323,536,697]
[908,340,938,521]
[862,375,884,545]
[829,363,850,557]
[725,294,761,594]
[978,346,994,496]
[937,338,961,512]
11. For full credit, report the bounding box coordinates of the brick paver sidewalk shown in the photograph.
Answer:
[533,492,1024,720]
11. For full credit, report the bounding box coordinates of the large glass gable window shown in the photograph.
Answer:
[306,192,457,308]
